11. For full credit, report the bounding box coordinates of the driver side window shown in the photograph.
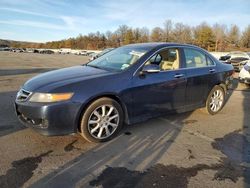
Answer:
[145,48,180,71]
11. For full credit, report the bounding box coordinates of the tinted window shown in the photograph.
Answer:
[184,48,209,68]
[206,56,215,66]
[145,48,180,71]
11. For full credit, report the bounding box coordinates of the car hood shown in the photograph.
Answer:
[23,65,112,92]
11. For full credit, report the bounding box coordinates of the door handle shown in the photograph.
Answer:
[174,74,184,78]
[209,69,215,73]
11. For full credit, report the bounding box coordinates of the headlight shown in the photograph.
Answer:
[29,92,74,103]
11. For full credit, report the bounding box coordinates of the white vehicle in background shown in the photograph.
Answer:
[239,61,250,85]
[26,48,34,53]
[12,48,24,53]
[220,51,250,71]
[79,50,88,55]
[59,48,71,54]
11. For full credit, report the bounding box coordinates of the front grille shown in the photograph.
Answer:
[16,89,32,102]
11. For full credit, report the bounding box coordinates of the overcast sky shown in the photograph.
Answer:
[0,0,249,42]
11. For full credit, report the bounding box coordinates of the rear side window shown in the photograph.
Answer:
[184,48,214,68]
[206,56,215,66]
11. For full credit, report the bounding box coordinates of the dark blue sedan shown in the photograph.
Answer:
[15,43,234,142]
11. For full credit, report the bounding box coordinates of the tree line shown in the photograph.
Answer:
[6,20,250,51]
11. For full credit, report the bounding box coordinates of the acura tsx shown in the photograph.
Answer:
[15,43,234,142]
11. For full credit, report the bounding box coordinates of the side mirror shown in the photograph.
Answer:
[141,64,160,73]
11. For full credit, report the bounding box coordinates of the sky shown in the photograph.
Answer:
[0,0,249,42]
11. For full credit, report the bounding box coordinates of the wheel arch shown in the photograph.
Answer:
[219,83,227,94]
[205,82,227,105]
[207,81,227,96]
[76,93,130,132]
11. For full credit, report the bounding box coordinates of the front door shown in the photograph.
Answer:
[131,48,187,120]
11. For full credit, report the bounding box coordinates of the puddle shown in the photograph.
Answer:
[90,160,245,188]
[0,150,52,188]
[212,130,250,163]
[64,140,80,152]
[211,130,250,184]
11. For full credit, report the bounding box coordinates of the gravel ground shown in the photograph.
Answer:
[0,51,249,188]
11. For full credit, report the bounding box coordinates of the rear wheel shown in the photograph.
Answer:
[205,85,225,115]
[80,97,124,143]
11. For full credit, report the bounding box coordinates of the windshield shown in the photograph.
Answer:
[87,46,149,71]
[97,48,114,57]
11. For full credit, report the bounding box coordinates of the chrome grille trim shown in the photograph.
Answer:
[16,89,32,102]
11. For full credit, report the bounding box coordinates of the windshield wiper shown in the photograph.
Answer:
[86,64,103,70]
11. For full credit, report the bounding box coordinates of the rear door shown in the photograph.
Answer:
[182,48,216,107]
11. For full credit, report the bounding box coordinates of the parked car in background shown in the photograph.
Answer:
[86,51,95,56]
[77,50,87,55]
[26,48,34,53]
[209,52,228,60]
[40,49,54,54]
[220,52,250,71]
[12,48,24,53]
[89,48,114,61]
[219,54,231,62]
[15,43,234,143]
[89,52,98,59]
[59,48,71,54]
[239,59,250,70]
[0,47,11,51]
[34,49,40,53]
[239,61,250,85]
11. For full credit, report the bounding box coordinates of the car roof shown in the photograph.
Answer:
[124,42,202,50]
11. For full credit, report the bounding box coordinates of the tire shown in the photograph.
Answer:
[79,97,124,143]
[205,85,225,115]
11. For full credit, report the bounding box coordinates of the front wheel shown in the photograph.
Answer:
[205,85,225,115]
[79,97,124,143]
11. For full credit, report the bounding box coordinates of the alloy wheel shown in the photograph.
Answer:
[87,105,119,139]
[209,89,224,112]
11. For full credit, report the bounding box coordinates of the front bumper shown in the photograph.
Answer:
[15,100,82,136]
[239,77,250,84]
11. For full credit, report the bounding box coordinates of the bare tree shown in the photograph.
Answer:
[116,25,129,45]
[163,19,173,42]
[227,24,240,47]
[172,23,193,43]
[150,27,164,42]
[138,27,150,42]
[213,23,227,51]
[6,21,250,51]
[240,25,250,48]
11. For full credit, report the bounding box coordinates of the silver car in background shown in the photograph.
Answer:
[239,61,250,85]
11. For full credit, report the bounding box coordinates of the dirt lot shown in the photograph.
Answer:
[0,51,250,188]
